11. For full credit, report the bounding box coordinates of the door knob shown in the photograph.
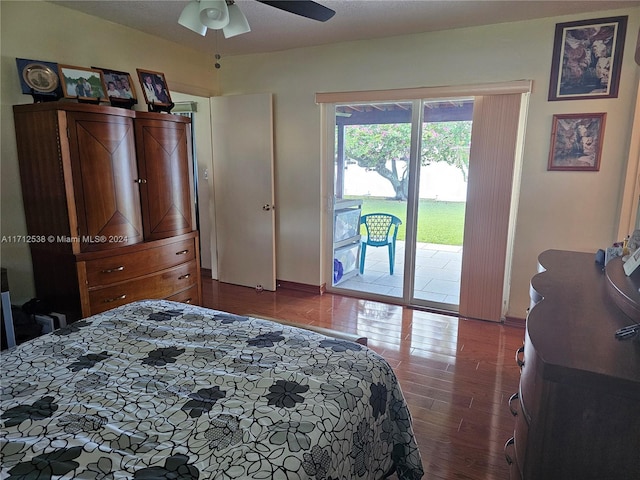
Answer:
[262,204,274,211]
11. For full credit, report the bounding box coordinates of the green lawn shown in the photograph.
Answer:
[348,196,465,246]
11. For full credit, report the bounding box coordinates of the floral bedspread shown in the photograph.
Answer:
[1,300,423,479]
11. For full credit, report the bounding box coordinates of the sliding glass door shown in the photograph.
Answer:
[330,98,473,313]
[410,100,473,311]
[332,101,412,298]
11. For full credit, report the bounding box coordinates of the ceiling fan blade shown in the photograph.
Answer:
[257,1,336,22]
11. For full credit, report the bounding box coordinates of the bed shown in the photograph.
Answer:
[1,300,424,479]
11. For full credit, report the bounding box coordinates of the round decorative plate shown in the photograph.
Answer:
[22,63,59,93]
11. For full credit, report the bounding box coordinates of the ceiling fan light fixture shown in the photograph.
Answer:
[178,0,208,36]
[199,0,230,30]
[223,2,251,38]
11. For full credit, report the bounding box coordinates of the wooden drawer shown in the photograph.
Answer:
[166,283,200,306]
[513,396,528,479]
[504,437,521,480]
[518,332,540,424]
[83,237,196,287]
[509,453,522,480]
[88,260,198,315]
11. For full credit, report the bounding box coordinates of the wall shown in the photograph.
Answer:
[2,1,639,319]
[0,0,217,303]
[218,7,640,318]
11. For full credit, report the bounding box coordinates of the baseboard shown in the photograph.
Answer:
[201,273,324,295]
[504,315,526,328]
[276,280,326,295]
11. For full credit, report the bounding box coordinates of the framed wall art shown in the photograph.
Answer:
[548,113,606,171]
[58,64,108,102]
[548,16,627,101]
[136,68,172,107]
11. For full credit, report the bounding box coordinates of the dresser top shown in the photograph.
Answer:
[528,250,640,396]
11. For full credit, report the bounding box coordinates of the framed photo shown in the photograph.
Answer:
[136,69,172,106]
[93,67,137,102]
[548,113,606,171]
[548,16,627,101]
[58,65,108,101]
[623,246,640,276]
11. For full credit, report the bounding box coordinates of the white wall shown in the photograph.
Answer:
[1,0,217,303]
[1,1,639,319]
[218,7,640,318]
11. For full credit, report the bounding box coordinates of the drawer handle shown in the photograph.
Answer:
[508,392,519,416]
[101,265,125,274]
[178,274,191,280]
[184,298,192,304]
[176,249,189,255]
[516,345,525,369]
[104,294,126,303]
[504,437,515,465]
[135,178,147,184]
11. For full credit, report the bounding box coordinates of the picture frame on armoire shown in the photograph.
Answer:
[58,64,108,103]
[548,16,627,101]
[93,67,138,108]
[16,58,63,101]
[137,68,173,112]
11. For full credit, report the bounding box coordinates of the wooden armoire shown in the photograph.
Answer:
[13,102,202,321]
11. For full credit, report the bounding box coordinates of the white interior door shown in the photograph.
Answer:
[210,93,276,290]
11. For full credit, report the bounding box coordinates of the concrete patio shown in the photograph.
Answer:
[336,241,462,305]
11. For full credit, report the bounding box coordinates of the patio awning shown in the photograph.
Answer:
[335,100,473,125]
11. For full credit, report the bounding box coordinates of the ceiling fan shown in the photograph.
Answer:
[178,0,336,39]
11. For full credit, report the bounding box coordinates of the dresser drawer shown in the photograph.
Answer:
[87,260,198,315]
[509,452,522,480]
[83,237,196,287]
[518,332,541,424]
[166,283,200,306]
[514,396,528,479]
[504,437,521,480]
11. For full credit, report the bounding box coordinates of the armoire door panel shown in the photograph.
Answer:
[67,112,143,252]
[135,118,194,240]
[13,108,74,253]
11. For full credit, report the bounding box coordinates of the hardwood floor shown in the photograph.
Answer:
[202,278,524,480]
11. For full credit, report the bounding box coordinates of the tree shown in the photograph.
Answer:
[343,124,412,200]
[343,121,472,200]
[422,121,472,182]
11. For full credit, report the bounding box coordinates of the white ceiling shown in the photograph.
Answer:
[51,0,639,57]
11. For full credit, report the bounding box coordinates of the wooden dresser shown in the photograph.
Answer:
[505,250,640,479]
[13,102,202,320]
